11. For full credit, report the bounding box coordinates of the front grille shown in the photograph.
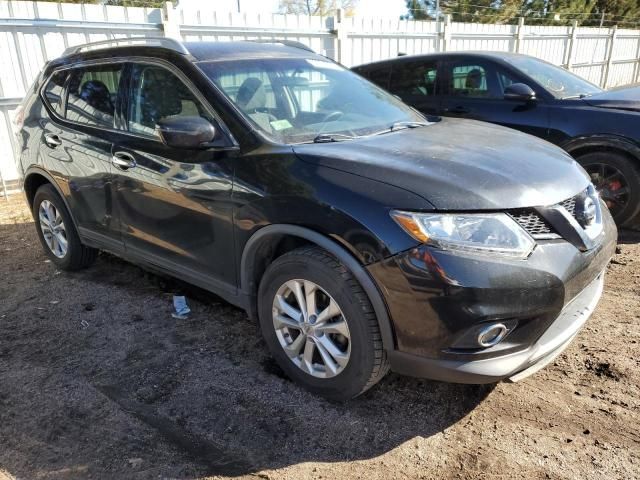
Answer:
[510,189,587,239]
[510,210,556,238]
[560,195,577,219]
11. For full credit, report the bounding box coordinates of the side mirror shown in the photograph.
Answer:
[156,116,216,149]
[504,83,536,102]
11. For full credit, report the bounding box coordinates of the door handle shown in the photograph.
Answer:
[44,133,62,148]
[112,151,136,170]
[445,106,470,114]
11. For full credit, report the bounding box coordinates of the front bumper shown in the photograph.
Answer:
[386,270,604,383]
[368,207,617,384]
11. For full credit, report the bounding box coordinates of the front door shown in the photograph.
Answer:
[439,58,549,140]
[111,61,237,292]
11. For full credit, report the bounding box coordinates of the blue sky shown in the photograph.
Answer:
[180,0,408,17]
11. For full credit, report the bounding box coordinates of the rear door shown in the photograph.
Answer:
[111,60,237,291]
[40,62,125,250]
[439,58,549,139]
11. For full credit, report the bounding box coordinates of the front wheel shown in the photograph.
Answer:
[577,151,640,228]
[258,246,389,401]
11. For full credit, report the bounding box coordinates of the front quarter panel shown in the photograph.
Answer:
[232,146,431,265]
[547,101,640,149]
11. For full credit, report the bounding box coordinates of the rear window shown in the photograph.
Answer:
[42,70,68,116]
[389,61,438,99]
[65,64,123,128]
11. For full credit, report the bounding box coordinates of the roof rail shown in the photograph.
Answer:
[248,39,315,53]
[63,37,190,57]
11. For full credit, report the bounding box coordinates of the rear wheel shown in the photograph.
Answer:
[258,246,389,400]
[33,184,98,270]
[577,151,640,228]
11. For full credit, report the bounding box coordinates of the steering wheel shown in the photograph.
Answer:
[546,78,565,93]
[318,111,344,131]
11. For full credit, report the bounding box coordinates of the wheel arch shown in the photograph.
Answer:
[23,168,79,231]
[240,224,396,351]
[562,134,640,165]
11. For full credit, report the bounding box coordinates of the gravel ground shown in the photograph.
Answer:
[0,193,639,480]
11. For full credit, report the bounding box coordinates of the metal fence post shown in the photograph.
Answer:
[441,14,451,52]
[565,20,578,70]
[515,17,525,53]
[334,8,349,65]
[602,25,618,88]
[163,1,181,40]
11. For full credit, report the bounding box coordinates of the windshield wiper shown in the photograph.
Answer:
[562,93,593,100]
[390,121,430,130]
[312,133,358,143]
[372,121,430,136]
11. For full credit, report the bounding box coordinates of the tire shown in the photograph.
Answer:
[32,184,98,270]
[257,246,389,401]
[577,151,640,228]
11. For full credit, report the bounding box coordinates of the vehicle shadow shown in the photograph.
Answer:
[81,252,495,477]
[618,227,640,244]
[0,221,494,479]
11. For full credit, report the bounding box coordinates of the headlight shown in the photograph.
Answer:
[391,211,535,259]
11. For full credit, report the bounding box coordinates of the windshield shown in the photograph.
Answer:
[509,56,602,99]
[197,57,425,144]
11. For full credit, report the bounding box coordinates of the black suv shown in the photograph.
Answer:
[353,52,640,228]
[17,39,616,400]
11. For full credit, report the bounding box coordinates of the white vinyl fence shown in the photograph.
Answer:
[1,0,640,195]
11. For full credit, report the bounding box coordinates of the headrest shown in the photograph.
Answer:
[236,77,266,111]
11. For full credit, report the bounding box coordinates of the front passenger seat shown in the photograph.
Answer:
[236,77,277,133]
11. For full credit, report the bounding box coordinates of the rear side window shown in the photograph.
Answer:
[43,70,68,116]
[65,64,123,128]
[448,64,491,97]
[128,64,214,137]
[389,61,438,99]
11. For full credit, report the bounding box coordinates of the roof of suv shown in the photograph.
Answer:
[59,38,318,63]
[353,51,531,69]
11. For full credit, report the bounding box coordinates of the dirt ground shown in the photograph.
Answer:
[0,193,638,480]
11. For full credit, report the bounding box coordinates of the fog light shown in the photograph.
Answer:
[477,323,508,347]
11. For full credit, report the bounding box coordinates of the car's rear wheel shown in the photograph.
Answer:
[33,184,98,270]
[258,246,389,400]
[577,151,640,228]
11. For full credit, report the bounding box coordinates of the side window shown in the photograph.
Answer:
[389,61,438,99]
[43,70,67,116]
[128,64,214,137]
[366,66,392,89]
[66,64,122,127]
[448,64,491,98]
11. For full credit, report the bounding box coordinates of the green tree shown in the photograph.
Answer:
[404,0,640,25]
[104,0,166,7]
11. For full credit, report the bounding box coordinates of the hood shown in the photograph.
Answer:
[293,118,590,210]
[582,85,640,111]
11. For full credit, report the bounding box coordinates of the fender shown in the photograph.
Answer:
[561,134,640,162]
[240,224,396,351]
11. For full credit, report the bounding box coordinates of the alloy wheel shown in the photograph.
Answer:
[39,200,68,258]
[272,279,351,378]
[585,162,630,218]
